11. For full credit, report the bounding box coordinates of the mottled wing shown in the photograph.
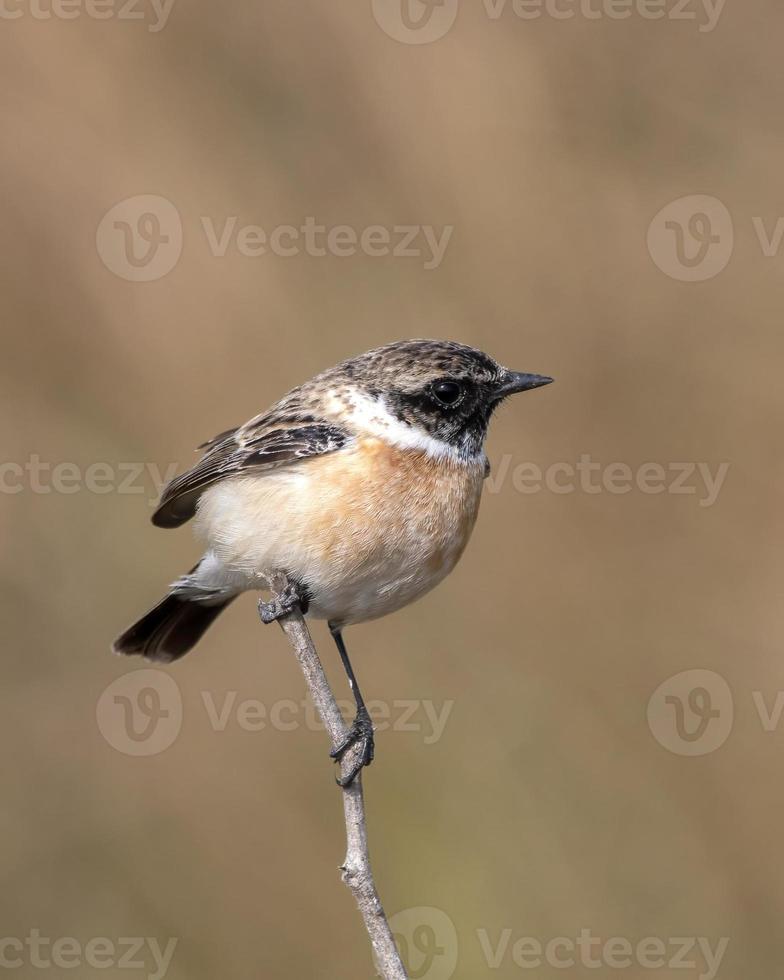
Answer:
[152,420,349,529]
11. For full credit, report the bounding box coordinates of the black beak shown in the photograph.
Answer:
[493,371,554,401]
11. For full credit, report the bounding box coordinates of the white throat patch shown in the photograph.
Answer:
[328,387,484,465]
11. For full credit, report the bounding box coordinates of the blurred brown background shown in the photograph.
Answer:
[2,1,783,977]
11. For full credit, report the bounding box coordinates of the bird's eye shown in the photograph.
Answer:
[431,380,464,407]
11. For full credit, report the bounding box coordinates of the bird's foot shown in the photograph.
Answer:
[330,707,375,787]
[258,581,309,624]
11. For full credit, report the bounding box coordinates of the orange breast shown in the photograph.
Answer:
[302,437,485,573]
[196,435,487,624]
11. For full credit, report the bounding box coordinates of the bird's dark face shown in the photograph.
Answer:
[334,340,552,458]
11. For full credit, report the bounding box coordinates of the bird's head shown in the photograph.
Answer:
[324,339,553,460]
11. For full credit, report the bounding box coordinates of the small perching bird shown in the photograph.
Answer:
[114,339,552,783]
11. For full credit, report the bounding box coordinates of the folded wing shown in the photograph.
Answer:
[152,420,349,529]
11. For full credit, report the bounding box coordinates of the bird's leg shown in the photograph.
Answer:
[258,578,310,624]
[328,623,374,786]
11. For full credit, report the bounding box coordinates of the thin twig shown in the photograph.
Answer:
[267,572,408,980]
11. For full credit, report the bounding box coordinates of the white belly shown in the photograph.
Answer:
[192,438,485,625]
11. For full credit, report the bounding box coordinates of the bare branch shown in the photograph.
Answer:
[267,572,408,980]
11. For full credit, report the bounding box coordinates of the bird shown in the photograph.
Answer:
[113,339,552,783]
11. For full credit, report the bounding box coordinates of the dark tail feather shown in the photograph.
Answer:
[113,593,235,663]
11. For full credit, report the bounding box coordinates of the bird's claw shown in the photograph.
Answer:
[331,708,375,787]
[258,583,307,624]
